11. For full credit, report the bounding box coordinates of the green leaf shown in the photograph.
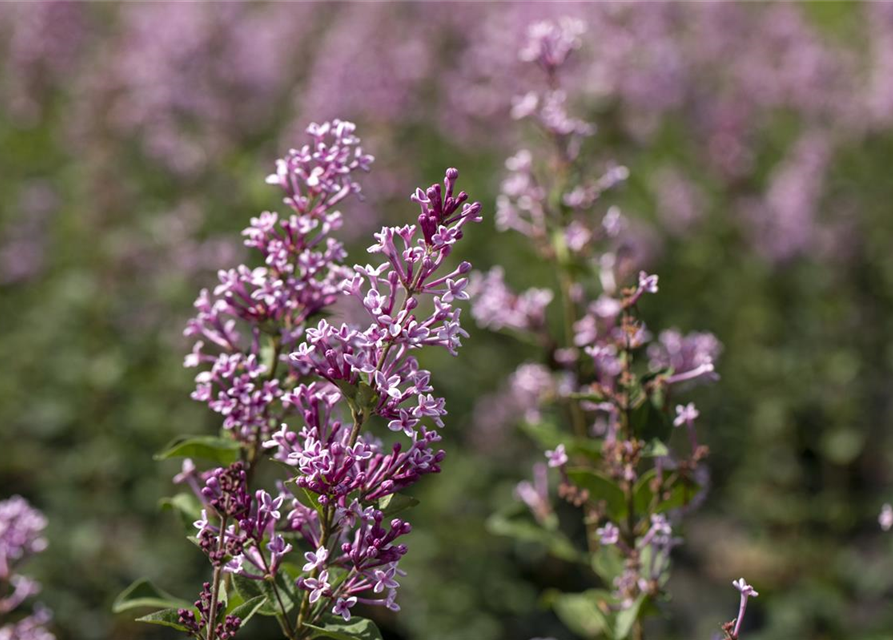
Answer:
[232,574,297,617]
[640,439,669,458]
[232,573,264,601]
[279,562,305,582]
[614,595,646,640]
[591,544,625,584]
[336,381,379,414]
[355,382,378,411]
[633,470,699,514]
[545,590,647,640]
[520,421,602,461]
[229,595,267,625]
[154,435,241,464]
[216,579,228,615]
[568,391,606,402]
[629,400,671,442]
[566,468,627,520]
[268,457,298,477]
[134,608,189,631]
[260,340,279,373]
[486,503,581,562]
[294,487,326,518]
[112,578,191,613]
[304,615,384,640]
[271,463,326,519]
[377,492,419,517]
[544,589,611,639]
[158,492,203,529]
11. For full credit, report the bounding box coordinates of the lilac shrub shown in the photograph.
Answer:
[471,18,729,639]
[0,497,53,640]
[113,120,481,639]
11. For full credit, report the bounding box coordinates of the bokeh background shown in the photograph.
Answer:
[3,2,893,639]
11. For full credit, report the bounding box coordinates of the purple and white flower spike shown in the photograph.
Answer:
[470,15,720,639]
[149,120,482,640]
[0,496,54,640]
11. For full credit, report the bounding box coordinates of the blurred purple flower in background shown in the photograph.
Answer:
[0,496,53,640]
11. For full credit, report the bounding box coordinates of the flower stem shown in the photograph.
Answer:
[206,514,229,640]
[257,544,297,639]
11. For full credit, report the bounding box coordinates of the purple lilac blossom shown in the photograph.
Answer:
[651,168,706,237]
[438,3,890,264]
[184,119,372,444]
[294,4,434,126]
[0,497,53,640]
[740,131,831,263]
[515,463,553,526]
[177,119,482,631]
[880,503,893,531]
[87,2,310,176]
[727,578,759,639]
[469,15,722,616]
[648,329,722,387]
[468,268,552,334]
[470,364,558,452]
[0,1,90,123]
[545,444,567,468]
[265,163,481,620]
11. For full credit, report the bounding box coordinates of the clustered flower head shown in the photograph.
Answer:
[472,16,721,630]
[184,119,372,443]
[0,496,54,640]
[167,120,481,638]
[468,267,552,334]
[519,17,586,76]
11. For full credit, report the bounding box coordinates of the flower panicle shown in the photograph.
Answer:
[469,16,721,629]
[0,496,54,640]
[176,122,480,635]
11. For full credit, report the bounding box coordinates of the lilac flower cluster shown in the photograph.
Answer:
[81,3,310,176]
[468,267,552,334]
[472,17,720,635]
[600,514,681,609]
[0,497,53,640]
[648,330,722,387]
[149,120,481,639]
[471,364,561,454]
[0,1,89,124]
[178,581,242,640]
[185,120,372,444]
